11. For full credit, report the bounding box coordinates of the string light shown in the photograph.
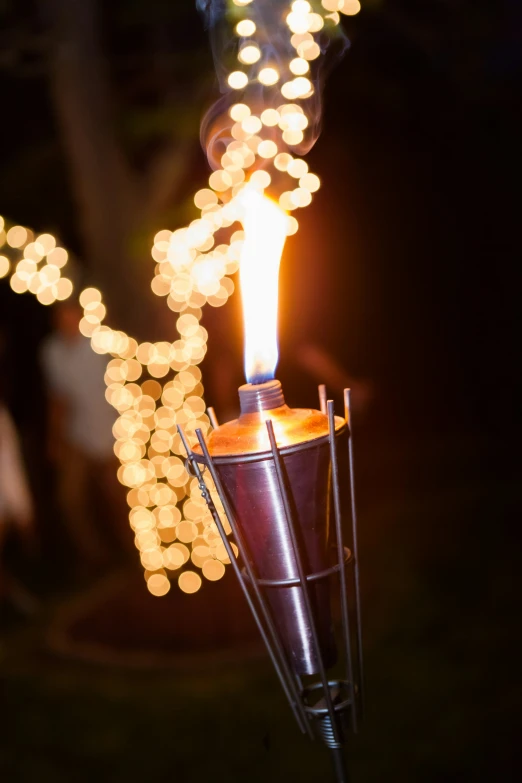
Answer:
[0,0,346,595]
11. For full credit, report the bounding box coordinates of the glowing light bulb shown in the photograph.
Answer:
[274,152,293,171]
[293,77,313,97]
[292,1,311,11]
[257,140,278,158]
[249,170,271,190]
[322,0,343,10]
[0,255,10,277]
[290,57,310,75]
[6,226,28,248]
[286,12,312,35]
[238,45,261,65]
[235,19,256,36]
[340,0,361,15]
[258,67,280,85]
[241,115,262,134]
[178,571,202,594]
[308,13,325,32]
[287,158,309,178]
[298,40,321,60]
[228,71,248,89]
[230,103,251,121]
[299,172,321,192]
[261,108,280,126]
[282,129,304,145]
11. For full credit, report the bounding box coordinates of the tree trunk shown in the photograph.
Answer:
[40,0,190,341]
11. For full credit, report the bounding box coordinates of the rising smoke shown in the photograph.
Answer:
[197,0,349,171]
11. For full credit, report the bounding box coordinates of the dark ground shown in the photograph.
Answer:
[1,428,520,783]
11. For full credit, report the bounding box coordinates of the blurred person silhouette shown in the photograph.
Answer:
[0,393,36,615]
[40,300,129,572]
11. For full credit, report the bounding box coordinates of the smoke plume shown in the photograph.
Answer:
[197,0,349,171]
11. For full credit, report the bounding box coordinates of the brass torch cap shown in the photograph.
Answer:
[193,379,346,463]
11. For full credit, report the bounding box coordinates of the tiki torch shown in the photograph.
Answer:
[179,189,364,782]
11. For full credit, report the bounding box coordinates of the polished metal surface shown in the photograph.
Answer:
[182,384,365,783]
[216,434,337,676]
[238,379,285,413]
[192,381,345,676]
[178,425,310,736]
[193,379,346,461]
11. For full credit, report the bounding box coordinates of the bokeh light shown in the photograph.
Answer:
[0,0,344,595]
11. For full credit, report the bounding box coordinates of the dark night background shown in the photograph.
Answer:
[0,1,520,782]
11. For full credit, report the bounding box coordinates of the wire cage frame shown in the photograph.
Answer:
[178,387,364,783]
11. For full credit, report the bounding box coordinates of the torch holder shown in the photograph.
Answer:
[178,384,364,783]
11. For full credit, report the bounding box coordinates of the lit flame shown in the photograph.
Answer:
[239,188,288,384]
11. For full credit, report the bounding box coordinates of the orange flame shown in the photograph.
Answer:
[239,188,288,384]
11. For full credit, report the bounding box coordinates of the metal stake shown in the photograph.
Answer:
[328,401,358,733]
[266,418,343,748]
[343,389,365,718]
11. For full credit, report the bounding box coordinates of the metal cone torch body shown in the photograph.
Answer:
[194,379,345,676]
[184,379,364,783]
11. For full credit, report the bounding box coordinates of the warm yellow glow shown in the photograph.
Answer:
[178,571,202,594]
[308,13,325,32]
[258,67,280,86]
[202,559,226,581]
[249,170,271,190]
[297,40,321,60]
[209,170,233,191]
[1,0,344,596]
[146,573,171,596]
[282,128,304,145]
[236,19,256,36]
[229,103,250,122]
[286,11,313,35]
[194,188,218,209]
[242,115,262,134]
[238,45,261,65]
[290,57,310,75]
[300,172,321,192]
[228,71,248,89]
[340,0,361,15]
[322,0,343,10]
[260,108,280,126]
[0,255,10,278]
[287,158,309,178]
[274,152,293,171]
[257,140,278,158]
[282,76,313,99]
[238,188,288,383]
[7,226,28,248]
